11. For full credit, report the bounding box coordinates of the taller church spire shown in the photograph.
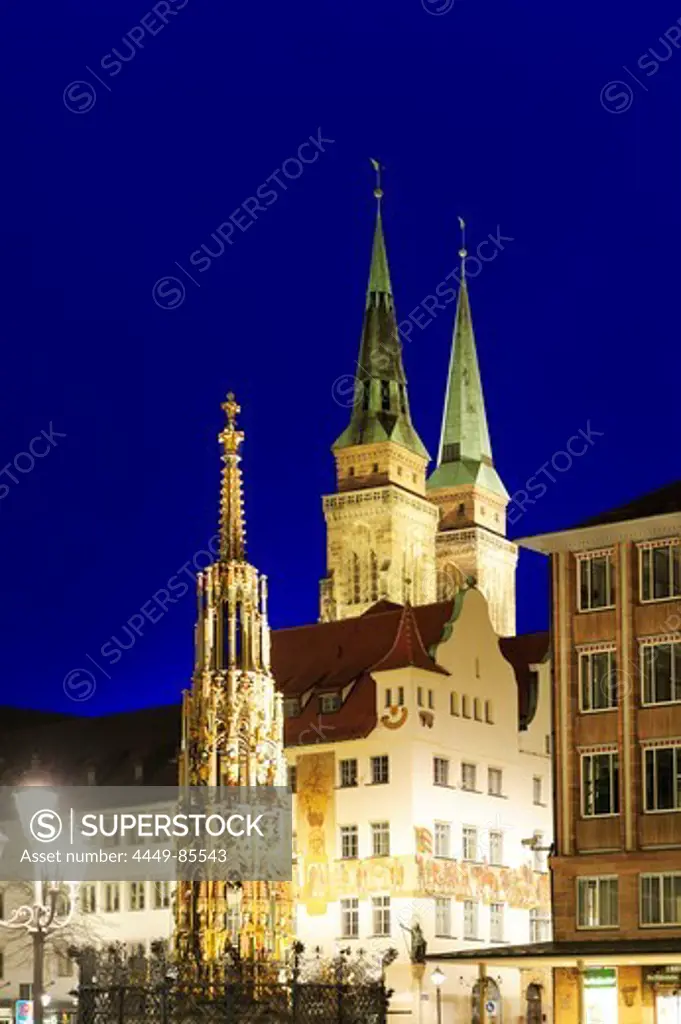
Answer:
[320,166,438,621]
[427,223,517,636]
[332,164,427,460]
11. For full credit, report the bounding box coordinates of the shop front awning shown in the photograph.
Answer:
[426,939,681,970]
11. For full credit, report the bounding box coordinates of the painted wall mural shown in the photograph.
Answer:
[416,853,550,911]
[296,751,336,915]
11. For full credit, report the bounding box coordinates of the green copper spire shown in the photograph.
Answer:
[428,226,507,498]
[333,163,428,459]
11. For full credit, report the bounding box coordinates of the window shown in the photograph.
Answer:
[371,821,390,857]
[640,542,681,602]
[19,986,31,1002]
[450,692,459,716]
[341,898,359,938]
[80,883,96,914]
[372,895,391,937]
[485,700,494,724]
[474,698,482,721]
[530,909,550,942]
[385,688,392,708]
[463,900,478,939]
[320,692,341,714]
[340,758,358,788]
[462,695,471,718]
[463,826,478,862]
[428,690,434,709]
[417,687,424,707]
[103,883,120,913]
[640,873,681,926]
[579,649,617,711]
[129,882,146,911]
[385,687,405,707]
[533,775,543,805]
[434,757,450,787]
[578,552,615,610]
[644,745,681,811]
[582,751,619,817]
[340,825,358,860]
[153,882,171,909]
[577,877,619,928]
[55,950,72,977]
[287,764,297,793]
[461,762,477,791]
[435,897,452,937]
[372,463,379,473]
[489,830,503,866]
[490,903,504,942]
[434,821,451,858]
[488,768,503,796]
[284,697,300,718]
[380,379,390,411]
[642,640,681,705]
[352,552,361,603]
[397,686,404,705]
[370,551,379,602]
[370,755,389,785]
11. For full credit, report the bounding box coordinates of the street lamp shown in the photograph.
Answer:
[0,784,78,1024]
[431,966,445,1024]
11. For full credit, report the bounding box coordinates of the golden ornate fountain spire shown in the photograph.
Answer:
[176,393,292,966]
[218,392,246,562]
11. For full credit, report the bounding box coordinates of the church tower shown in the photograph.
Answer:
[427,238,517,636]
[176,393,292,963]
[320,172,439,621]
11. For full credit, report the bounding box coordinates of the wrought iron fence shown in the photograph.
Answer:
[70,941,396,1024]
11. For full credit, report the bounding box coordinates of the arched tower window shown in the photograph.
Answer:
[439,562,465,600]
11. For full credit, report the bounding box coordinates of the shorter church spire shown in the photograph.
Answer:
[218,392,246,562]
[428,220,506,499]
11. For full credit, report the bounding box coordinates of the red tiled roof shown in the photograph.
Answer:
[0,605,547,770]
[272,600,453,697]
[284,671,377,747]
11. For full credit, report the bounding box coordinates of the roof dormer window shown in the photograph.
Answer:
[319,692,341,715]
[284,697,301,718]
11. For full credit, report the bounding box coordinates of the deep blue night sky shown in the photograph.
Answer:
[1,0,680,714]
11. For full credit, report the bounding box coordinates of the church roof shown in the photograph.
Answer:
[0,605,544,774]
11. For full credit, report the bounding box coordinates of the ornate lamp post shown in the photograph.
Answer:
[431,966,445,1024]
[0,785,78,1024]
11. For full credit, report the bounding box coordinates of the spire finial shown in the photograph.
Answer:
[370,158,383,200]
[218,391,246,561]
[458,215,467,276]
